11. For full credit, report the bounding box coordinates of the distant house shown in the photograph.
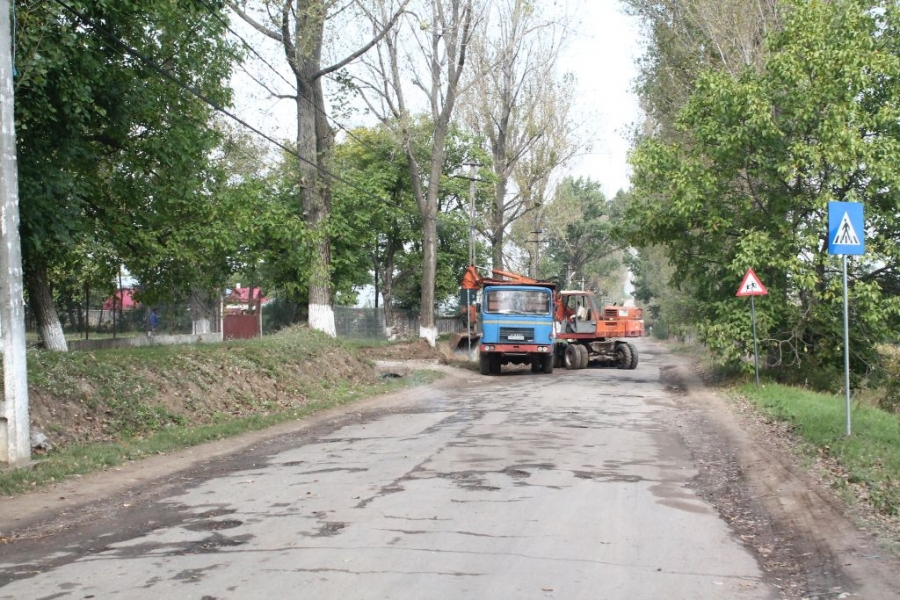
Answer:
[102,289,139,311]
[224,286,268,315]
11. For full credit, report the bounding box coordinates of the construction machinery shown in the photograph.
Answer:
[554,290,643,370]
[456,265,644,374]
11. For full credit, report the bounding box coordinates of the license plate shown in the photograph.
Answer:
[508,334,524,340]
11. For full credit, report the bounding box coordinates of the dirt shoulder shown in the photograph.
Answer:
[653,341,899,599]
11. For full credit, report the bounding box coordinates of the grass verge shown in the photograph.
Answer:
[1,328,444,497]
[739,383,900,516]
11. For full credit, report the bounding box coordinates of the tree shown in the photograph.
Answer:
[539,178,626,297]
[15,0,235,350]
[333,121,483,333]
[623,0,780,140]
[462,0,577,271]
[623,0,900,377]
[356,0,479,347]
[228,0,407,337]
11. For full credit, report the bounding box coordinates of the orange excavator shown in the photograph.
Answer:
[553,290,643,370]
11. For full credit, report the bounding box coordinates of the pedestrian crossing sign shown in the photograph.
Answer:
[828,202,864,255]
[736,268,768,297]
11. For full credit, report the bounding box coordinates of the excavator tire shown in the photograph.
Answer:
[576,344,590,369]
[564,344,581,370]
[616,342,633,370]
[627,342,639,370]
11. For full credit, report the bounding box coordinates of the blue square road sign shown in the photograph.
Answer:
[828,202,864,255]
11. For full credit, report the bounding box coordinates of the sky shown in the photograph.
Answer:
[558,1,643,198]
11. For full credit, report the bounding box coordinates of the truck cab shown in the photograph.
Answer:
[478,284,555,375]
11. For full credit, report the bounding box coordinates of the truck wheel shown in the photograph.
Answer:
[490,354,502,375]
[479,353,491,375]
[616,342,633,370]
[531,361,542,373]
[564,344,580,370]
[576,344,590,369]
[627,342,639,369]
[541,353,554,374]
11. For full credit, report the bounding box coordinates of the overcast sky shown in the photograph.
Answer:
[559,1,643,198]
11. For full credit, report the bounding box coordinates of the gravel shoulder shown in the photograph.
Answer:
[650,340,900,599]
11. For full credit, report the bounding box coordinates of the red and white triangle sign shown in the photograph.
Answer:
[736,268,768,297]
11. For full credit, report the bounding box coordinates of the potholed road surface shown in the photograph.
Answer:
[1,342,778,599]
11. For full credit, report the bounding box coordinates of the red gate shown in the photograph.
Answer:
[223,314,260,340]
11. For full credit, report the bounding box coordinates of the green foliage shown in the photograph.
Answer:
[542,178,626,296]
[15,0,238,306]
[623,0,900,379]
[331,120,484,311]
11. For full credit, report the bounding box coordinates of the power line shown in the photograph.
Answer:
[49,0,387,205]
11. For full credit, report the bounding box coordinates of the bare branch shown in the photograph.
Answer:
[226,1,283,42]
[316,0,411,79]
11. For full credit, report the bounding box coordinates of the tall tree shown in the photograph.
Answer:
[623,0,900,375]
[356,0,479,346]
[228,0,407,336]
[623,0,780,140]
[538,178,625,295]
[462,0,576,271]
[15,0,235,350]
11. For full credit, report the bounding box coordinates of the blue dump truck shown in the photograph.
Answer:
[457,265,556,375]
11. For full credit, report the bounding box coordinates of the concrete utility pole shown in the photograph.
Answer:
[0,0,30,465]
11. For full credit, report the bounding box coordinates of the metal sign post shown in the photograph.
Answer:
[828,202,865,437]
[736,268,768,387]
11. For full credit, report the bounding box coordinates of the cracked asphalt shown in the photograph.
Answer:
[0,340,864,599]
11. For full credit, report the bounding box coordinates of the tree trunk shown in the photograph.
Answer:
[492,176,507,270]
[381,242,396,339]
[190,289,214,334]
[419,207,438,346]
[295,17,335,337]
[25,265,67,351]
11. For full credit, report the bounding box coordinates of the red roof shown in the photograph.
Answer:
[226,287,266,305]
[102,289,140,311]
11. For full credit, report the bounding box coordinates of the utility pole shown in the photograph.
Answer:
[468,165,476,265]
[0,0,30,465]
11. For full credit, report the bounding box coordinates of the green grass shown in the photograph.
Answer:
[740,383,900,516]
[1,327,445,497]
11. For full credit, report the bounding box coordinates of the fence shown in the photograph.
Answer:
[334,306,463,340]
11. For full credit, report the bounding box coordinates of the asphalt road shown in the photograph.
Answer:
[0,342,789,599]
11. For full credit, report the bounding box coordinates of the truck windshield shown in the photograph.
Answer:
[484,289,550,315]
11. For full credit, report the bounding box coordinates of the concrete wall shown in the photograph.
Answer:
[68,332,223,352]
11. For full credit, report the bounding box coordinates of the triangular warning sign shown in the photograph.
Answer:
[736,268,768,297]
[832,211,860,246]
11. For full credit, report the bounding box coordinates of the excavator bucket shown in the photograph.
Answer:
[449,331,482,357]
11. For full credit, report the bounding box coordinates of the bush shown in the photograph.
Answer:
[877,344,900,414]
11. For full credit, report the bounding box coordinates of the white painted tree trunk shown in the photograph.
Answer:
[309,303,336,337]
[419,324,437,348]
[193,319,211,335]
